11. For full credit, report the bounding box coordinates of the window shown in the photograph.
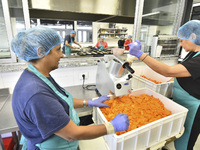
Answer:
[77,21,92,43]
[0,0,10,59]
[33,19,74,40]
[140,0,180,54]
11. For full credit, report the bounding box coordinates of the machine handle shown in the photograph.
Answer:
[123,62,135,74]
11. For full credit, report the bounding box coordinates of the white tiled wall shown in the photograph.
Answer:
[0,59,178,94]
[0,66,97,94]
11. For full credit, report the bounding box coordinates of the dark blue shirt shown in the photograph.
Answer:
[12,69,71,150]
[64,35,74,45]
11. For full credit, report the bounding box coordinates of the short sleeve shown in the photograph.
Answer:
[65,35,70,43]
[105,42,108,48]
[182,55,200,80]
[25,93,70,139]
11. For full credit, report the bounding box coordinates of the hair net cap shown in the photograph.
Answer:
[11,26,62,62]
[120,35,125,39]
[128,35,132,38]
[177,20,200,45]
[100,36,105,39]
[70,30,76,34]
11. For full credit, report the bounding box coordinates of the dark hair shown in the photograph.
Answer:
[29,59,39,63]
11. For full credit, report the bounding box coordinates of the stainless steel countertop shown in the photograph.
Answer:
[0,85,98,134]
[64,85,98,117]
[0,95,18,134]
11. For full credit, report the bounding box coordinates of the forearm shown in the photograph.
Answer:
[75,124,107,140]
[139,53,171,77]
[55,120,107,141]
[65,43,73,48]
[74,98,88,108]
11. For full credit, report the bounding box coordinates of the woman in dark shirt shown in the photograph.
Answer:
[118,35,125,48]
[128,20,200,150]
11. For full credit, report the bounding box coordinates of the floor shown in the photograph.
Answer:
[79,136,108,150]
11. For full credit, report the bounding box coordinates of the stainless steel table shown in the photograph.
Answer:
[64,85,98,117]
[0,89,19,150]
[0,85,98,150]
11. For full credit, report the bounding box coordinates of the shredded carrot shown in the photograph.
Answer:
[100,94,171,135]
[140,75,162,84]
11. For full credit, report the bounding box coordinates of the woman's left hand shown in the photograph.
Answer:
[88,95,110,107]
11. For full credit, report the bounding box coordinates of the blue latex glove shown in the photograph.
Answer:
[110,113,130,132]
[88,95,110,107]
[128,40,143,58]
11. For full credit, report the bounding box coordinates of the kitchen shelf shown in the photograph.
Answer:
[98,28,127,32]
[98,27,128,39]
[98,33,115,35]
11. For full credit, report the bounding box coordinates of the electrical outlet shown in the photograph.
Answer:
[79,72,89,80]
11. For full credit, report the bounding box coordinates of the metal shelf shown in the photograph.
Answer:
[99,33,115,34]
[98,28,127,31]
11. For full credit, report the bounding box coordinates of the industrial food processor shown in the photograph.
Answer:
[96,55,134,97]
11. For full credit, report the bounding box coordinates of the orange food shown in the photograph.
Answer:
[100,94,171,135]
[140,75,162,84]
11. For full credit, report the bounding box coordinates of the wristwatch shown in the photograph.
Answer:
[83,100,87,107]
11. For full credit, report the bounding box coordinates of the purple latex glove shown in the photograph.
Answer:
[128,40,143,58]
[110,113,130,132]
[88,95,110,107]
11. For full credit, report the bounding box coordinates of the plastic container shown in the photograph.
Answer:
[92,88,188,150]
[111,48,125,56]
[132,67,174,98]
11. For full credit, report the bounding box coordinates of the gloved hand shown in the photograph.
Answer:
[88,95,110,107]
[110,113,130,132]
[128,40,143,58]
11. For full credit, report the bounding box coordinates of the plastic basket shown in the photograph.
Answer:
[92,88,188,150]
[132,67,174,98]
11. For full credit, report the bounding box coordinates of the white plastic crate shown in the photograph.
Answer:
[132,67,174,98]
[92,88,188,150]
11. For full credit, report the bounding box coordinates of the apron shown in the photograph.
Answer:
[20,63,80,150]
[65,37,73,56]
[173,51,200,150]
[98,42,105,51]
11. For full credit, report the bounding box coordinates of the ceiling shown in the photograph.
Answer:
[8,0,181,26]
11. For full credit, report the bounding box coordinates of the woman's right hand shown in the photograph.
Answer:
[109,113,130,132]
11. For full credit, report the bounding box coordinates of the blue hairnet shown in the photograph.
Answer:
[120,35,124,39]
[177,20,200,45]
[11,26,62,62]
[128,35,132,38]
[100,36,105,39]
[70,30,76,34]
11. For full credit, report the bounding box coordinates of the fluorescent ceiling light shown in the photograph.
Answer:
[142,11,160,17]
